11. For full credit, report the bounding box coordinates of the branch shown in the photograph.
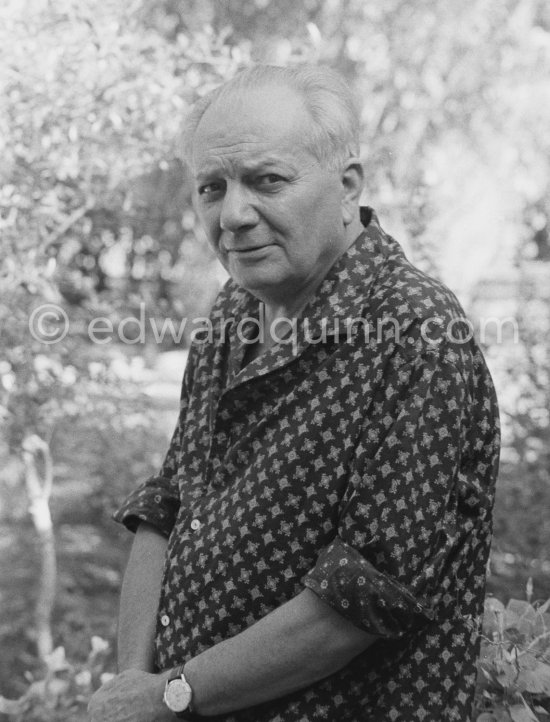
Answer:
[42,199,95,250]
[22,434,53,502]
[22,434,57,660]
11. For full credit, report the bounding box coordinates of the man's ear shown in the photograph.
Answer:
[340,158,364,226]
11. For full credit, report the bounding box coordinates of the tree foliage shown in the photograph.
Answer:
[1,0,550,713]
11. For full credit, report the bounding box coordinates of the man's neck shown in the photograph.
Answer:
[261,216,364,325]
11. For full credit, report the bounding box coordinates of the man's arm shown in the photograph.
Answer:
[89,585,375,721]
[117,522,167,672]
[183,586,376,715]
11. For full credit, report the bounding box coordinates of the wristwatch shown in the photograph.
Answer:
[163,665,196,719]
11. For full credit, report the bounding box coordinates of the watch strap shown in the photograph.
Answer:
[170,664,186,681]
[174,702,202,719]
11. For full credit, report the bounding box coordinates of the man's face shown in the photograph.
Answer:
[190,84,350,308]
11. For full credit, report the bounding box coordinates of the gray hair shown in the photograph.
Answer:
[182,64,360,172]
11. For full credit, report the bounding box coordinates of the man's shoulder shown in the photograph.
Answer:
[360,210,466,328]
[360,221,481,364]
[375,256,465,325]
[359,216,462,331]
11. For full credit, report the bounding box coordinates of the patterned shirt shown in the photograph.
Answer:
[115,208,500,721]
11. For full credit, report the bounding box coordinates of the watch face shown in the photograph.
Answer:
[165,678,192,712]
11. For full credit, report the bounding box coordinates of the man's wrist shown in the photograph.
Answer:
[162,664,201,719]
[156,669,178,720]
[182,658,203,716]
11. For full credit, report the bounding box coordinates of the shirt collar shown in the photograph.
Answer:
[296,207,387,338]
[220,207,402,389]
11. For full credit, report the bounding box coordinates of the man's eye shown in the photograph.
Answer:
[198,182,224,196]
[256,174,284,187]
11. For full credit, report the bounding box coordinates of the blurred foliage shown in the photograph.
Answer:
[475,594,550,721]
[487,260,550,615]
[0,637,113,721]
[1,0,550,715]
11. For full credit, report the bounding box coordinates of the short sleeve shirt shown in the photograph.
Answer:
[114,208,500,721]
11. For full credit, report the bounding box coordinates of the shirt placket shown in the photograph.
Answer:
[203,316,260,488]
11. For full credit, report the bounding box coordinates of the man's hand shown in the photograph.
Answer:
[88,668,172,722]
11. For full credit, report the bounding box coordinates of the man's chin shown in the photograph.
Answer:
[232,271,287,299]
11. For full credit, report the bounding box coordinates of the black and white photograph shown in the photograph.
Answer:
[1,1,549,720]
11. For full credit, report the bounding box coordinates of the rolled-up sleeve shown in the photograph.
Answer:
[304,337,497,638]
[113,350,195,537]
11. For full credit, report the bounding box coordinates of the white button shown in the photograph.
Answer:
[190,518,201,531]
[160,614,170,627]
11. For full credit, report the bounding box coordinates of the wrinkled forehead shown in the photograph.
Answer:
[191,83,316,169]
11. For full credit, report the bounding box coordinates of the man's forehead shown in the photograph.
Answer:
[191,83,314,165]
[195,85,311,140]
[211,81,305,116]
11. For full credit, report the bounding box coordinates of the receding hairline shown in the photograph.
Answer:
[182,64,360,171]
[190,82,318,160]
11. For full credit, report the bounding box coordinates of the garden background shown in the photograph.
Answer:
[1,0,549,719]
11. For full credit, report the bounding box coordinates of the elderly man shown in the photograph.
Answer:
[89,65,499,721]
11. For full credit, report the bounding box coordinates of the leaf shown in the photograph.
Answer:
[492,705,513,721]
[509,703,538,722]
[507,600,535,617]
[477,714,497,722]
[505,647,519,664]
[480,640,500,666]
[494,659,519,689]
[519,651,539,671]
[506,628,528,646]
[517,660,550,694]
[506,600,538,636]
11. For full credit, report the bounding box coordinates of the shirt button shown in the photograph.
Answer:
[190,518,201,531]
[160,614,170,627]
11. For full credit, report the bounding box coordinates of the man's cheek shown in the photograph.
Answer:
[205,228,223,254]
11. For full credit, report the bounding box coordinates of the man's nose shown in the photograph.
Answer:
[219,184,258,232]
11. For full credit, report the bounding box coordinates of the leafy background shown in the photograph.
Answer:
[0,0,549,719]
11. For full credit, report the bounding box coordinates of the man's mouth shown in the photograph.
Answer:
[225,244,272,255]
